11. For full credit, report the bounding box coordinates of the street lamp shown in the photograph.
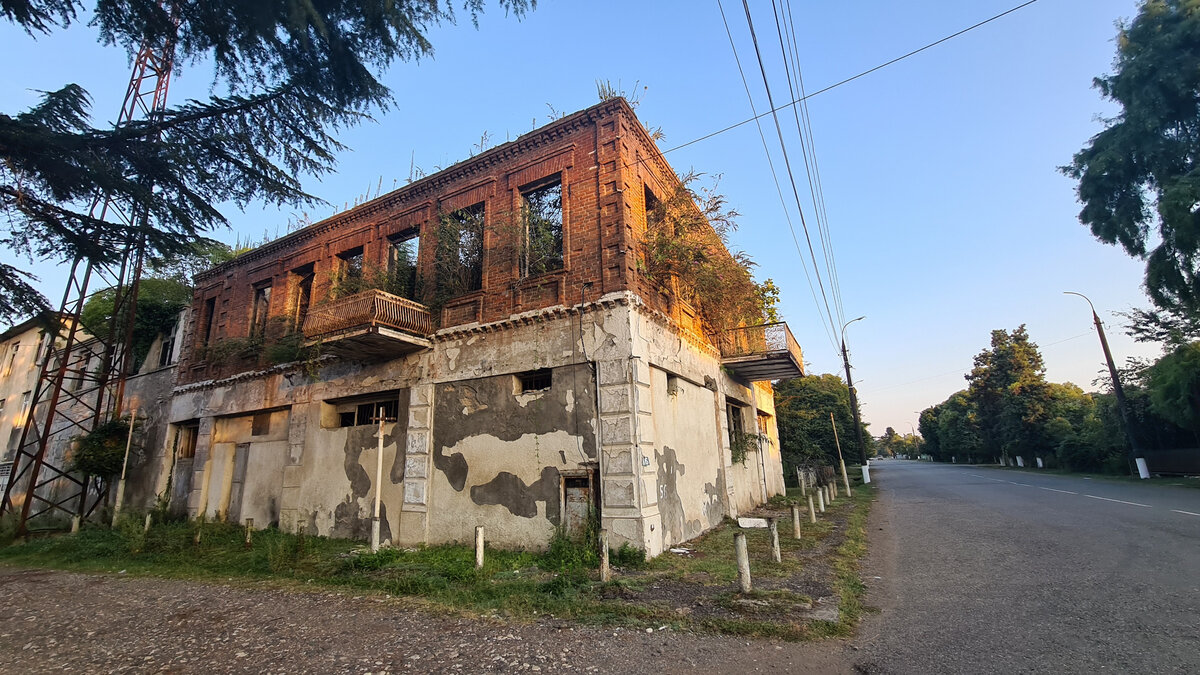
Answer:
[1064,291,1148,479]
[840,316,868,465]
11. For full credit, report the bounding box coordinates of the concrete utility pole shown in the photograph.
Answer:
[841,316,868,465]
[1064,292,1149,478]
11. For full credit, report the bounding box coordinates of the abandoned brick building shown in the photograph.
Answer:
[156,97,802,556]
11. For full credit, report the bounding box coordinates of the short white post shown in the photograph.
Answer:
[861,464,871,484]
[599,528,611,582]
[475,525,485,569]
[808,495,816,523]
[111,407,138,527]
[1136,457,1150,479]
[817,488,826,513]
[71,515,81,533]
[839,459,851,495]
[768,517,781,563]
[143,513,152,533]
[371,415,385,553]
[734,531,751,593]
[1036,457,1044,469]
[791,505,802,539]
[796,467,805,496]
[244,518,254,549]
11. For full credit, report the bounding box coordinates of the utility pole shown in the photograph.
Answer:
[1064,292,1148,478]
[841,316,868,465]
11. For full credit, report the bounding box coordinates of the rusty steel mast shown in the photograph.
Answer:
[0,27,177,536]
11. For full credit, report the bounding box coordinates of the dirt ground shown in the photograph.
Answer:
[0,567,859,674]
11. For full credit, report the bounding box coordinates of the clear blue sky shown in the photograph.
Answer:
[0,0,1160,436]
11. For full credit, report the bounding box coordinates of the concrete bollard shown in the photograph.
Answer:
[734,531,752,593]
[768,518,781,563]
[791,505,802,539]
[474,526,485,569]
[817,488,826,513]
[244,518,254,549]
[71,515,81,534]
[861,464,871,484]
[599,528,611,582]
[808,495,817,523]
[1036,457,1044,469]
[144,513,153,534]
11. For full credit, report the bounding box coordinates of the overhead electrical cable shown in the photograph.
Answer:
[715,0,840,352]
[657,0,1039,158]
[769,0,845,330]
[739,0,841,349]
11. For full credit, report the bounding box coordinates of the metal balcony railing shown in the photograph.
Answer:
[713,322,804,381]
[302,289,434,340]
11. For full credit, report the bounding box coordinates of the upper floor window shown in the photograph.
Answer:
[158,320,177,367]
[520,176,563,277]
[289,265,315,330]
[251,282,272,336]
[3,342,19,377]
[435,203,484,296]
[386,230,420,300]
[332,247,366,298]
[200,297,217,348]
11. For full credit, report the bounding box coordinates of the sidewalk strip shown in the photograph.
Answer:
[1083,494,1150,508]
[1171,509,1200,517]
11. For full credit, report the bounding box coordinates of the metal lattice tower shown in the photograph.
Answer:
[0,32,177,535]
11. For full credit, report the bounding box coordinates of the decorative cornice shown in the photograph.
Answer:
[434,291,634,342]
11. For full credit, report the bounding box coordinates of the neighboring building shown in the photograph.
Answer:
[143,98,800,555]
[0,316,52,476]
[0,311,187,521]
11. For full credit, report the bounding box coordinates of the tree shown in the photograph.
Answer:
[1064,0,1200,313]
[79,277,192,371]
[1146,341,1200,433]
[0,0,532,324]
[774,374,870,482]
[965,326,1053,461]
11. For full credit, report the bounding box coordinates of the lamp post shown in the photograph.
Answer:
[1064,291,1148,479]
[841,316,868,465]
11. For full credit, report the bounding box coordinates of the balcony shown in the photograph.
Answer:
[302,289,434,359]
[713,322,804,381]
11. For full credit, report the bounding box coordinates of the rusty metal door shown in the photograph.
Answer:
[563,476,591,535]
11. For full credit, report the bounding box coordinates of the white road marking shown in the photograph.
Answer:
[1039,487,1078,495]
[1083,494,1151,508]
[1009,482,1033,487]
[1171,509,1200,517]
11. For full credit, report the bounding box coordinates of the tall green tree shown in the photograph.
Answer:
[965,326,1053,461]
[1064,0,1200,313]
[0,0,532,324]
[774,374,870,482]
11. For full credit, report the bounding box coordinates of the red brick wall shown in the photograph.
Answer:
[178,99,669,383]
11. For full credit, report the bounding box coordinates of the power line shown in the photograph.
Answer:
[739,0,840,349]
[715,0,840,353]
[662,0,1039,157]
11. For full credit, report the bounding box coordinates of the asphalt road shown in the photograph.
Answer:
[849,460,1200,674]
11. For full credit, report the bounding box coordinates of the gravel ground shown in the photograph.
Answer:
[0,568,854,674]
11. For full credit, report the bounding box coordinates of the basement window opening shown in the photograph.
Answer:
[516,369,552,393]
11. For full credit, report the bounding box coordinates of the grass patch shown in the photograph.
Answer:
[0,487,876,641]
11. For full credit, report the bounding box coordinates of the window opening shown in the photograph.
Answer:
[335,397,400,428]
[251,282,273,336]
[436,202,484,295]
[290,265,315,330]
[726,402,746,449]
[251,412,271,436]
[520,176,564,277]
[516,369,553,393]
[387,231,421,299]
[174,423,199,460]
[158,320,177,367]
[201,297,217,348]
[338,247,365,289]
[3,342,18,377]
